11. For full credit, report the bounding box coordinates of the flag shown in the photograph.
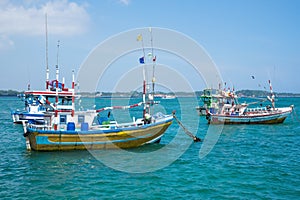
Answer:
[152,55,156,62]
[137,34,142,41]
[139,57,145,64]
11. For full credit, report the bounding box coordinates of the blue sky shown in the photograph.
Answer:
[0,0,299,93]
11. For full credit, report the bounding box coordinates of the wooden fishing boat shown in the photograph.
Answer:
[206,80,294,124]
[206,104,293,124]
[21,30,174,151]
[21,68,174,151]
[196,88,237,116]
[161,95,176,100]
[23,110,173,151]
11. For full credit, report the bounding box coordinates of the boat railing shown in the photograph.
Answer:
[90,120,119,130]
[117,122,139,128]
[27,123,51,130]
[91,120,144,130]
[56,105,73,110]
[91,115,160,130]
[246,106,270,113]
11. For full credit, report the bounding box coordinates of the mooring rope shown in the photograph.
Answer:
[172,111,201,142]
[292,107,300,123]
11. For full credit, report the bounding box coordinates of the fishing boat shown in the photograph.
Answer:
[23,109,173,151]
[22,68,173,151]
[161,94,176,99]
[206,80,294,124]
[11,96,47,124]
[21,31,174,151]
[196,88,237,116]
[11,79,72,124]
[206,103,293,124]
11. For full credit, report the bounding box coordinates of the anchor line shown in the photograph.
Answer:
[292,107,300,123]
[172,111,201,142]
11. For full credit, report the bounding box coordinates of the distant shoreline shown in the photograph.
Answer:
[1,89,300,98]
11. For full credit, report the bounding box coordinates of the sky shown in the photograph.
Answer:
[0,0,299,93]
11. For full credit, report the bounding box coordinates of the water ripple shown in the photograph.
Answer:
[0,97,299,199]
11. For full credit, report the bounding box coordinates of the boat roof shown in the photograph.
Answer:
[24,90,75,97]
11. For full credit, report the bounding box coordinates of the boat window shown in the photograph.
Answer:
[92,117,99,125]
[78,115,85,123]
[60,115,67,124]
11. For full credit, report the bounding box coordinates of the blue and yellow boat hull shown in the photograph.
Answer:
[26,120,172,151]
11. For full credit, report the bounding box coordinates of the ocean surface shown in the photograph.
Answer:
[0,96,299,199]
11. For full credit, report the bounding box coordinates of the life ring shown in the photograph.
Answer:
[50,80,62,89]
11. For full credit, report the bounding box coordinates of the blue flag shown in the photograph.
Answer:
[139,57,145,64]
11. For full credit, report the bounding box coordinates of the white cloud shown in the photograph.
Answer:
[0,0,90,36]
[118,0,130,6]
[0,35,14,51]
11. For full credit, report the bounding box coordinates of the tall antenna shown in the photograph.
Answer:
[45,14,48,69]
[149,27,156,106]
[45,13,49,90]
[137,34,147,117]
[55,40,60,93]
[56,40,60,67]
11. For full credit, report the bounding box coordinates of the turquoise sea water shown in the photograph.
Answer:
[0,96,299,199]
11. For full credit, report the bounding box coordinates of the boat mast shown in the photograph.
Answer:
[71,70,75,117]
[267,79,275,109]
[56,40,60,93]
[149,27,156,111]
[54,40,60,131]
[137,34,147,117]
